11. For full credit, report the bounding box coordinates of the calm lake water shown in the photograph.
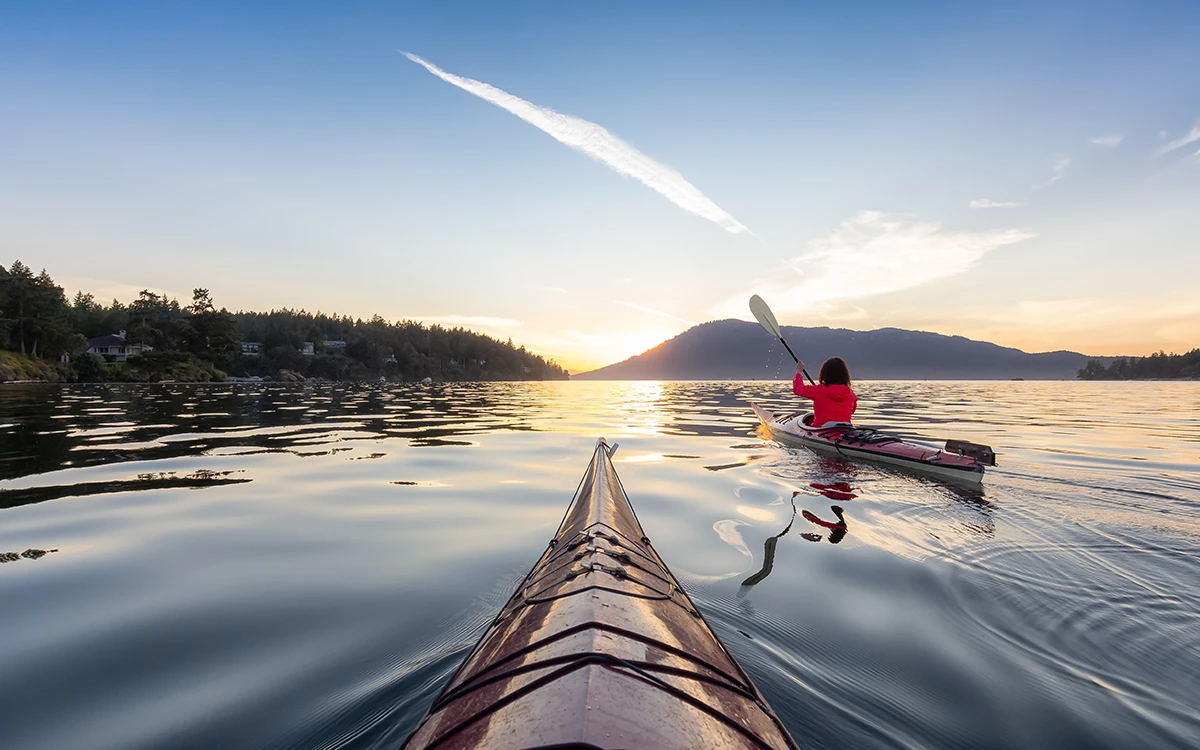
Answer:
[1,380,1198,749]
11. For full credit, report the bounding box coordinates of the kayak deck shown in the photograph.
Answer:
[403,439,797,750]
[753,403,988,484]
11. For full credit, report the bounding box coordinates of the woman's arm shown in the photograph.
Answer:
[793,361,816,398]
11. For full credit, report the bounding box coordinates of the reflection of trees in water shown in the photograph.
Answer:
[0,382,548,483]
[0,384,246,481]
[0,470,250,511]
[0,381,798,486]
[0,548,59,564]
[0,382,598,512]
[0,385,77,481]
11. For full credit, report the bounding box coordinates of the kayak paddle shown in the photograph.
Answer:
[749,294,815,385]
[741,492,798,586]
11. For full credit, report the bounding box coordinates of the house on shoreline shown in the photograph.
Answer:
[241,341,322,357]
[86,331,153,362]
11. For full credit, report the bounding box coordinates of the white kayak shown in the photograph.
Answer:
[752,403,995,484]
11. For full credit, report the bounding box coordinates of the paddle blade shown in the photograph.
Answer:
[749,295,782,338]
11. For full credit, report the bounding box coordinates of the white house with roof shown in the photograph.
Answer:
[86,331,153,362]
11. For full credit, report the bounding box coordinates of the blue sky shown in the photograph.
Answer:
[1,0,1197,370]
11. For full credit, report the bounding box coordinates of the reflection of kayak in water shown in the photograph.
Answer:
[403,439,798,750]
[752,403,995,485]
[809,481,857,501]
[742,489,855,587]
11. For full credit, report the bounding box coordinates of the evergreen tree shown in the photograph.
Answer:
[1,263,570,382]
[29,269,72,357]
[2,261,37,355]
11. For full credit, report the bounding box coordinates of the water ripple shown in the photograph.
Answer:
[0,380,1197,748]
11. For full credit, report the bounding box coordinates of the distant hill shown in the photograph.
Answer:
[574,320,1103,380]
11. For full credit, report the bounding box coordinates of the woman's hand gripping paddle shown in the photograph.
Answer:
[749,295,815,385]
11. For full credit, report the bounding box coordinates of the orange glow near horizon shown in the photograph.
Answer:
[528,330,676,374]
[538,317,1199,375]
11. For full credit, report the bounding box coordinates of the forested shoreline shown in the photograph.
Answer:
[1076,350,1200,380]
[0,261,568,383]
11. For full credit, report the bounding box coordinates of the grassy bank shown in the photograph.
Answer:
[0,350,227,383]
[0,351,67,382]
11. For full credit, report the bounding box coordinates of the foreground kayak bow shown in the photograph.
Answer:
[403,439,798,750]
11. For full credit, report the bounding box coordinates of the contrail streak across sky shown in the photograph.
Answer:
[402,52,751,235]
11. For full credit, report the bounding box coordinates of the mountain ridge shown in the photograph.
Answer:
[574,320,1107,380]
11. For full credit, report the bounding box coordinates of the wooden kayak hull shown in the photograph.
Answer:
[402,439,798,750]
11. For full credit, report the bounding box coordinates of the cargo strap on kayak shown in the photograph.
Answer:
[421,520,793,749]
[425,633,789,750]
[521,525,696,614]
[833,427,903,446]
[401,438,800,750]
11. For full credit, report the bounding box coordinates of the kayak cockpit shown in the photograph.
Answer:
[752,403,993,484]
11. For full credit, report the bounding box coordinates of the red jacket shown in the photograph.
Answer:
[793,375,857,425]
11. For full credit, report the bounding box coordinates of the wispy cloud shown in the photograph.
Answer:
[402,52,751,235]
[1091,134,1124,148]
[615,301,696,326]
[970,199,1025,209]
[1154,123,1200,157]
[716,211,1035,317]
[1033,156,1070,188]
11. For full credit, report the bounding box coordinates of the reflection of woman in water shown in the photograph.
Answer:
[800,505,847,544]
[741,483,855,586]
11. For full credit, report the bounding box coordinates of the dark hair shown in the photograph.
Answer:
[819,357,851,386]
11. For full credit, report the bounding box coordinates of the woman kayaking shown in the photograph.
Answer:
[793,357,857,427]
